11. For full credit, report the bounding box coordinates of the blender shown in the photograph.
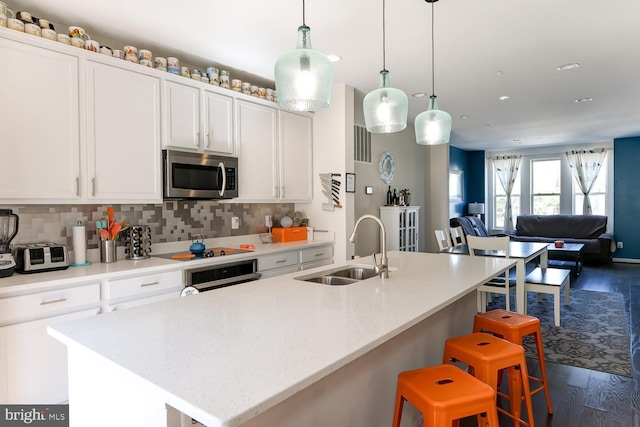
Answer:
[0,209,19,277]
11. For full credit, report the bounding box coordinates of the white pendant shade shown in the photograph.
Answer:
[274,25,333,112]
[415,95,452,145]
[363,70,408,133]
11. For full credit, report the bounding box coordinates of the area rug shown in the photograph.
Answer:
[486,289,632,377]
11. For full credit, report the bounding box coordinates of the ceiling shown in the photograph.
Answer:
[15,0,640,151]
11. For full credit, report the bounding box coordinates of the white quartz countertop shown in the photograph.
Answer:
[49,251,514,427]
[0,235,333,297]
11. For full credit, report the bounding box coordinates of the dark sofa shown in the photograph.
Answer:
[505,214,615,264]
[449,216,490,239]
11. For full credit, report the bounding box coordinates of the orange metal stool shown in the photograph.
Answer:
[474,309,553,414]
[392,364,500,427]
[443,332,535,427]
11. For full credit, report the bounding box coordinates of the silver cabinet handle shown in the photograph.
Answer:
[281,186,285,199]
[140,281,160,287]
[91,178,96,196]
[75,177,80,196]
[40,298,67,306]
[315,253,325,257]
[205,132,210,148]
[276,259,287,264]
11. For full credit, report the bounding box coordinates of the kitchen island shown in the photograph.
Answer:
[49,251,514,427]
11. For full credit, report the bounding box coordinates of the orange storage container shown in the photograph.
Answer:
[271,227,307,242]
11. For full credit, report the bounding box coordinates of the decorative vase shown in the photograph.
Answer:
[100,240,117,263]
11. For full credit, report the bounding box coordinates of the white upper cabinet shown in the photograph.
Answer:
[235,100,313,202]
[0,37,80,201]
[163,80,200,151]
[163,80,235,155]
[85,61,162,202]
[203,90,234,154]
[235,100,279,201]
[279,111,313,201]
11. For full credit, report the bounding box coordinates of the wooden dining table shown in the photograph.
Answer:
[441,241,549,314]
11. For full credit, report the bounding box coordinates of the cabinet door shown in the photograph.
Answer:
[235,100,278,201]
[203,90,234,154]
[85,61,162,202]
[279,111,313,201]
[0,38,80,200]
[163,80,200,150]
[0,308,98,403]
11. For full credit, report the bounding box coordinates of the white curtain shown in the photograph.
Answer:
[565,148,606,215]
[493,155,521,231]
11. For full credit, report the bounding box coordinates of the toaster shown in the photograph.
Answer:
[13,243,70,273]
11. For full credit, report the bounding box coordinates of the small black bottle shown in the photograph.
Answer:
[386,186,392,205]
[392,188,398,205]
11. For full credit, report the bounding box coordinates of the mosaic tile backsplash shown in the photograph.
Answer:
[6,202,294,250]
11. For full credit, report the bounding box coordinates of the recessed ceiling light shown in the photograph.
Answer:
[496,70,503,76]
[458,115,470,119]
[574,98,593,103]
[498,95,510,101]
[327,55,342,63]
[485,124,493,128]
[557,63,579,71]
[412,92,427,98]
[513,139,521,142]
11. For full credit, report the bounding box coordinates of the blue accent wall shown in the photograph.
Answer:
[449,146,468,217]
[449,147,485,217]
[613,137,640,260]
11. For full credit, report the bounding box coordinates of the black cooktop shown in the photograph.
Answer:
[155,247,253,261]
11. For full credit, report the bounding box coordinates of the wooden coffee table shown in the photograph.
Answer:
[546,243,584,276]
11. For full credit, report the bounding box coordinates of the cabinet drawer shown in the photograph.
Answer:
[107,270,182,301]
[258,251,299,271]
[0,283,100,325]
[300,246,333,263]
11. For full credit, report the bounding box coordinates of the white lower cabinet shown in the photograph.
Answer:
[257,244,334,278]
[380,206,421,252]
[258,251,299,279]
[104,269,183,312]
[299,246,333,270]
[0,282,101,403]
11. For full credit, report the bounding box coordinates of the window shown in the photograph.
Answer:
[574,160,607,215]
[493,167,520,229]
[532,159,561,214]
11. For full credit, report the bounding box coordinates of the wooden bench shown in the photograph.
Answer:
[524,267,571,326]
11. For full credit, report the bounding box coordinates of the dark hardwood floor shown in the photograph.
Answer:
[464,262,640,427]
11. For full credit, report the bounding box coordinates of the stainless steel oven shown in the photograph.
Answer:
[163,149,238,200]
[184,259,261,293]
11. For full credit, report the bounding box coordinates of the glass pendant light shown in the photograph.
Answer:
[274,0,333,112]
[363,0,408,133]
[415,0,451,145]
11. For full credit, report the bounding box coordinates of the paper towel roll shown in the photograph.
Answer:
[72,221,87,265]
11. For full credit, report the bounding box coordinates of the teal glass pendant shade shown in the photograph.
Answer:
[415,95,452,145]
[363,70,408,133]
[275,25,333,112]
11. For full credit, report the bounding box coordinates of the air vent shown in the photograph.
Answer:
[354,124,371,163]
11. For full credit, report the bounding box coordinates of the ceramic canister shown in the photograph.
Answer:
[123,45,138,63]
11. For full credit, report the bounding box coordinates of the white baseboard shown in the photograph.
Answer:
[612,257,640,264]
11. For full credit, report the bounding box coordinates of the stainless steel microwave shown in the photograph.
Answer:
[163,150,238,200]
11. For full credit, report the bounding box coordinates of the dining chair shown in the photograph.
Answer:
[466,235,515,312]
[449,226,466,246]
[434,229,453,251]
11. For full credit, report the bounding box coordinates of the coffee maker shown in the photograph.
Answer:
[0,209,19,277]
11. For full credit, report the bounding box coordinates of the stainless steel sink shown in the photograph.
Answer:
[331,267,379,280]
[294,265,379,285]
[303,276,359,285]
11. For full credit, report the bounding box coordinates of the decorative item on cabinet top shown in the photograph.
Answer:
[319,173,341,211]
[1,4,277,101]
